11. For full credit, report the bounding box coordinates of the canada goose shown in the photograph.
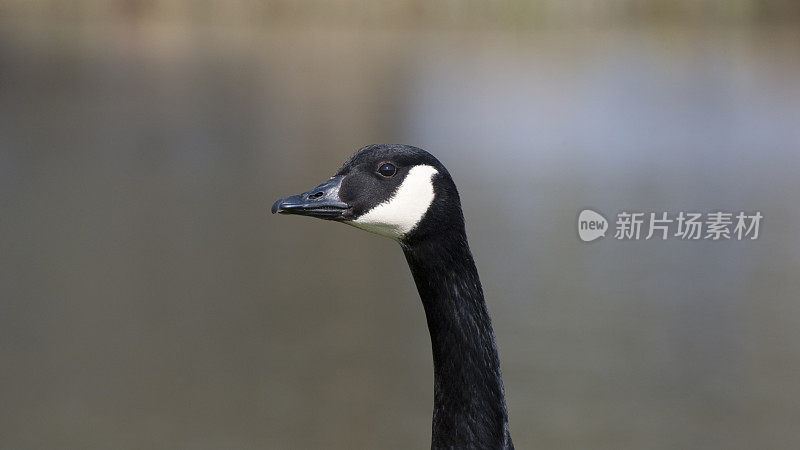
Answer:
[272,144,513,449]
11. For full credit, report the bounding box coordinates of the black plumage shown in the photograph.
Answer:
[273,144,513,449]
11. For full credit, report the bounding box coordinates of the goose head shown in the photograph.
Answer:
[272,144,464,243]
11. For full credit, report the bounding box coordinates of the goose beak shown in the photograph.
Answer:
[272,175,350,220]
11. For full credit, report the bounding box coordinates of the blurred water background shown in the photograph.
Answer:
[2,1,800,449]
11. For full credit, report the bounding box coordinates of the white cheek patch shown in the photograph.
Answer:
[347,165,438,240]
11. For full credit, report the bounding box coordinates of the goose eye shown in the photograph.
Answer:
[377,163,397,177]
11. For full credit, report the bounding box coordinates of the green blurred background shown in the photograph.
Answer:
[2,1,799,449]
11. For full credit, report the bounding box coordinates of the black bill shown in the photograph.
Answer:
[271,175,350,220]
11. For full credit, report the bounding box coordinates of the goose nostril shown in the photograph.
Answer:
[308,191,324,200]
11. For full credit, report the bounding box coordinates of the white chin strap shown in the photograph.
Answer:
[347,165,438,240]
